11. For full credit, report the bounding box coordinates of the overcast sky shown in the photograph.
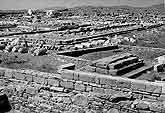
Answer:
[0,0,164,10]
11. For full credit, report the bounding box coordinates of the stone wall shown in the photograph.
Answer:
[1,65,165,112]
[57,45,119,57]
[60,69,165,112]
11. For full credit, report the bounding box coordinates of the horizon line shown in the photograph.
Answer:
[0,3,164,11]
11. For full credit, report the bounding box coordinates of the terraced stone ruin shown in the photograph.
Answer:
[0,5,165,113]
[81,53,153,79]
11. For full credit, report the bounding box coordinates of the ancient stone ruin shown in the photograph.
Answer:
[0,53,165,113]
[81,53,153,79]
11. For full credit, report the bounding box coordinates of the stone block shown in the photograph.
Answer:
[26,86,37,95]
[15,73,25,80]
[47,78,60,87]
[96,68,108,74]
[61,70,74,80]
[74,83,85,91]
[138,110,152,113]
[60,80,74,89]
[73,94,88,107]
[99,77,116,87]
[153,85,162,94]
[132,93,143,99]
[136,102,149,110]
[108,57,138,69]
[50,87,64,92]
[5,70,14,78]
[145,84,157,93]
[85,65,96,72]
[78,72,98,83]
[93,87,105,94]
[33,76,45,85]
[104,88,116,96]
[102,84,112,89]
[73,71,79,80]
[116,79,131,89]
[149,102,165,112]
[108,70,118,75]
[25,74,33,82]
[158,94,165,101]
[131,81,146,92]
[85,85,92,92]
[0,69,5,76]
[95,61,108,69]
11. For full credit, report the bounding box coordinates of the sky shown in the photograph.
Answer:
[0,0,164,10]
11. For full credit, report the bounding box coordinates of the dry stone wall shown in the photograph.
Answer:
[1,64,165,113]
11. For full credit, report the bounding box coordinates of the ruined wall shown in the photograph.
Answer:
[1,65,165,112]
[57,45,119,57]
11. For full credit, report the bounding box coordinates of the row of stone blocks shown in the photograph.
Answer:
[1,66,164,96]
[2,66,164,99]
[91,53,136,69]
[60,69,165,96]
[85,60,144,75]
[1,67,165,112]
[84,53,146,76]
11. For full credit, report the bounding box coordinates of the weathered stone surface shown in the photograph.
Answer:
[132,93,143,99]
[95,61,108,69]
[74,83,85,91]
[26,86,38,95]
[73,71,79,81]
[116,79,131,89]
[143,95,157,100]
[108,69,118,75]
[138,110,152,113]
[153,85,162,94]
[108,57,138,69]
[24,74,33,82]
[78,72,98,83]
[5,70,14,78]
[107,108,119,113]
[33,76,45,85]
[136,101,149,110]
[47,78,60,87]
[145,84,157,93]
[131,81,146,92]
[149,102,165,112]
[0,69,5,77]
[99,77,116,87]
[60,80,74,89]
[158,94,165,101]
[73,94,88,107]
[50,86,64,92]
[14,73,26,80]
[85,65,96,72]
[104,88,116,96]
[96,68,108,74]
[61,70,74,80]
[93,87,105,94]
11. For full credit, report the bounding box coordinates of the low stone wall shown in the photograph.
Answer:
[1,65,165,112]
[57,45,119,57]
[60,68,165,112]
[56,55,91,69]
